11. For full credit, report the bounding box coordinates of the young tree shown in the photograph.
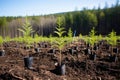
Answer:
[68,28,73,37]
[0,36,3,49]
[54,16,66,65]
[89,27,97,50]
[108,30,117,46]
[18,16,34,37]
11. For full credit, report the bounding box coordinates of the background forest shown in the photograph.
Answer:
[0,1,120,38]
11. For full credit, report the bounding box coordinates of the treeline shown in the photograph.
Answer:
[0,1,120,37]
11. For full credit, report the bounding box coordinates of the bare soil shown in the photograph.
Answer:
[0,41,120,80]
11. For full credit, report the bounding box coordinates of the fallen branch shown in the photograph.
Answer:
[5,60,23,62]
[11,72,26,80]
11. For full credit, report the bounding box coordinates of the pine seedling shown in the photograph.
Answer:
[79,33,83,39]
[4,36,11,42]
[54,16,66,65]
[66,28,73,44]
[98,34,102,41]
[88,27,97,52]
[108,30,117,46]
[68,28,73,38]
[107,30,117,54]
[89,27,97,46]
[18,16,34,38]
[0,36,4,50]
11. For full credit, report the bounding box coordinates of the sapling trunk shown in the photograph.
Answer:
[50,39,52,48]
[91,45,94,55]
[0,44,5,56]
[92,45,93,53]
[1,44,3,50]
[59,48,62,66]
[111,46,113,55]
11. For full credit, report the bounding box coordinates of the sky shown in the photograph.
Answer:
[0,0,118,16]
